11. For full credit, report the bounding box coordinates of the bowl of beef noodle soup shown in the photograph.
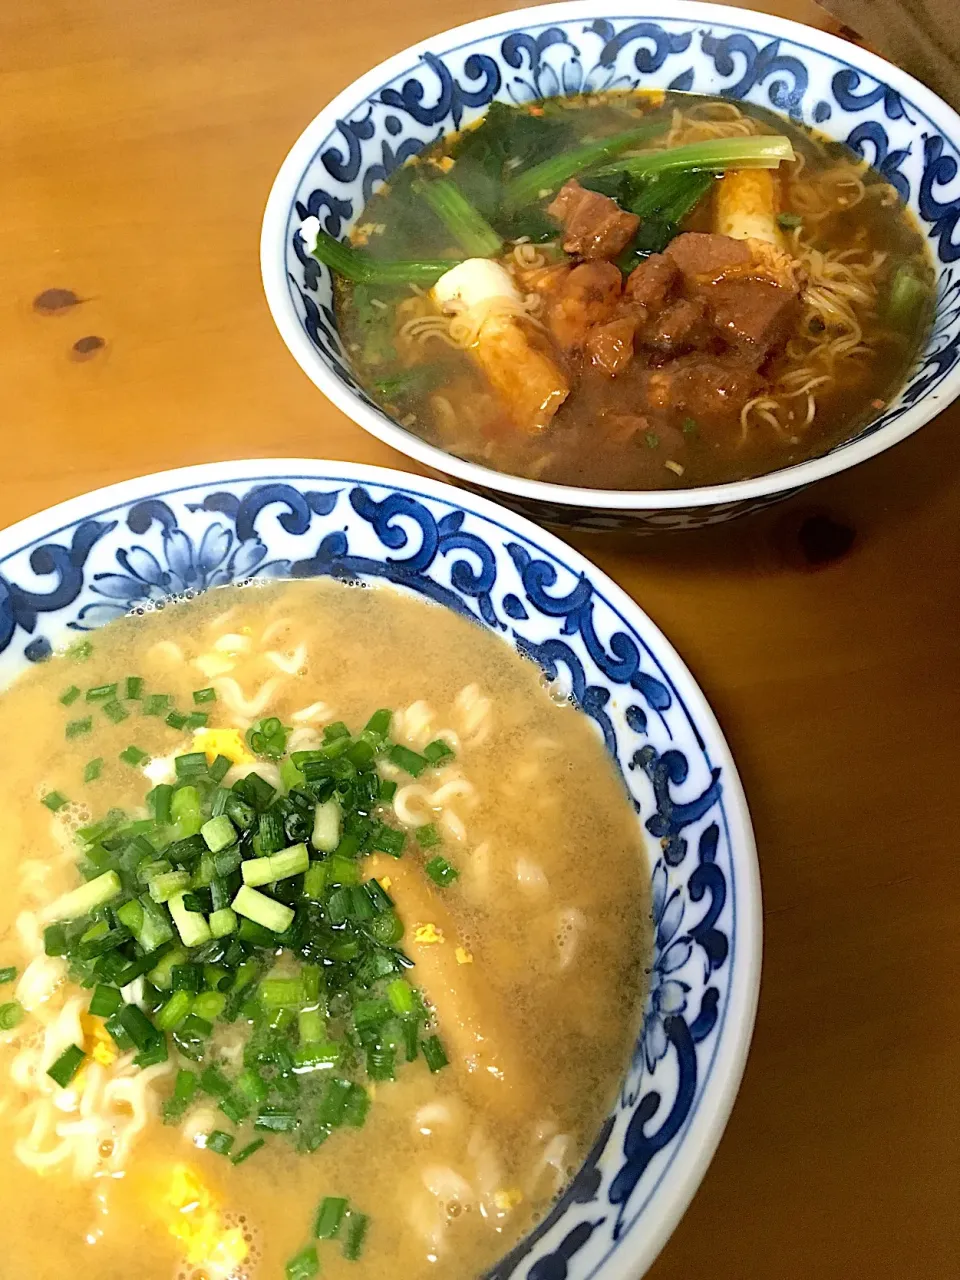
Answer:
[262,2,960,529]
[0,459,760,1278]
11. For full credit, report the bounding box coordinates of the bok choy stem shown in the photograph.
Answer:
[595,135,796,181]
[503,122,667,209]
[414,177,503,257]
[310,230,458,285]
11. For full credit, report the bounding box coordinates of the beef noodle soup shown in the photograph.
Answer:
[0,580,650,1279]
[306,91,936,490]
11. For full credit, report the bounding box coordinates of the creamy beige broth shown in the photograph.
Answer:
[0,579,650,1279]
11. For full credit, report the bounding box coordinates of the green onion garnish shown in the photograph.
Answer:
[342,1211,370,1261]
[89,984,122,1017]
[415,823,440,848]
[231,885,294,934]
[124,676,145,700]
[231,1137,265,1165]
[314,1195,348,1240]
[119,745,149,767]
[47,1044,86,1088]
[421,1034,449,1073]
[285,1244,320,1280]
[67,639,93,661]
[0,966,18,985]
[41,791,68,812]
[425,856,459,886]
[66,717,93,739]
[166,710,188,730]
[205,1129,235,1157]
[0,1002,24,1031]
[59,685,82,706]
[777,212,803,229]
[101,700,128,724]
[86,683,117,702]
[388,744,429,777]
[185,711,209,731]
[423,739,454,764]
[143,693,171,716]
[246,717,288,760]
[193,687,217,704]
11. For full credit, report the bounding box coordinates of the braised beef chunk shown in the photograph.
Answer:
[645,356,759,426]
[586,318,637,376]
[547,261,623,353]
[664,232,752,283]
[703,279,801,363]
[644,297,707,354]
[547,180,640,261]
[624,254,680,308]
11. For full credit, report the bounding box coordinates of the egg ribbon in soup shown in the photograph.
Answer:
[0,580,651,1280]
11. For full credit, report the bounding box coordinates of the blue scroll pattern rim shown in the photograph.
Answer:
[0,464,756,1279]
[268,5,960,513]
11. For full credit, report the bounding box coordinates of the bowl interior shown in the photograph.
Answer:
[0,459,759,1279]
[263,0,960,512]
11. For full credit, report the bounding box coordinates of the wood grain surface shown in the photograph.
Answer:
[2,2,958,1276]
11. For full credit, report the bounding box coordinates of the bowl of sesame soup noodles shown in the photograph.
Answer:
[0,459,760,1279]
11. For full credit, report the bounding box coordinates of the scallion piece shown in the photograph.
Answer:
[101,699,129,724]
[201,815,237,853]
[124,676,144,700]
[364,708,392,737]
[246,717,288,760]
[41,791,68,812]
[231,885,294,934]
[370,823,405,858]
[342,1085,370,1129]
[208,754,232,785]
[171,785,203,838]
[231,1137,265,1165]
[0,966,17,984]
[205,1129,235,1156]
[379,778,397,803]
[143,693,171,717]
[415,823,440,848]
[421,1034,449,1073]
[311,229,456,286]
[169,890,212,947]
[594,134,796,181]
[84,758,104,783]
[185,711,209,731]
[47,870,122,921]
[314,1195,348,1240]
[86,683,118,703]
[285,1244,320,1280]
[67,639,93,661]
[193,687,217,704]
[66,716,93,739]
[423,739,454,764]
[415,176,503,256]
[166,710,188,730]
[342,1211,370,1261]
[311,798,341,854]
[149,869,192,903]
[156,989,193,1030]
[88,983,122,1018]
[175,752,208,781]
[0,1001,24,1031]
[209,907,238,938]
[47,1043,86,1088]
[425,855,459,887]
[387,744,429,777]
[60,685,82,706]
[119,745,149,767]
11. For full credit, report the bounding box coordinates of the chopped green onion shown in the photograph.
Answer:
[386,978,418,1018]
[241,843,309,888]
[86,683,118,703]
[166,710,188,730]
[143,694,171,717]
[171,785,203,838]
[421,1034,449,1073]
[285,1244,320,1280]
[47,1044,86,1088]
[163,1068,198,1122]
[84,758,104,783]
[205,1129,235,1156]
[246,717,288,760]
[101,700,129,724]
[201,815,237,853]
[415,823,440,849]
[66,716,93,739]
[118,1003,160,1051]
[169,890,212,947]
[387,744,429,777]
[0,966,17,985]
[777,212,803,229]
[311,798,342,854]
[888,262,930,328]
[149,869,192,903]
[260,977,303,1009]
[41,791,68,812]
[379,779,397,803]
[595,134,796,181]
[231,1137,265,1165]
[43,923,67,956]
[504,121,667,209]
[89,984,122,1017]
[314,1195,348,1239]
[156,989,194,1030]
[0,1002,24,1031]
[232,885,294,934]
[415,176,503,256]
[124,676,144,700]
[342,1211,370,1261]
[370,823,405,858]
[423,739,454,764]
[119,745,149,767]
[67,639,93,661]
[175,752,208,781]
[364,708,392,738]
[193,688,217,704]
[311,229,457,286]
[60,685,82,706]
[682,417,699,436]
[47,870,122,921]
[209,907,238,938]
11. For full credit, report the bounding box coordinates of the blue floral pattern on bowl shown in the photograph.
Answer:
[0,460,760,1279]
[262,1,960,531]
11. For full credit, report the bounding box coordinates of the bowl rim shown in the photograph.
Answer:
[0,456,762,1276]
[260,0,960,511]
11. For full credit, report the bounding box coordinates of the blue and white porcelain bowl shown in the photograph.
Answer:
[0,459,760,1278]
[261,0,960,531]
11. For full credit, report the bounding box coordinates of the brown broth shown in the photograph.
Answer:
[0,580,650,1279]
[336,92,936,490]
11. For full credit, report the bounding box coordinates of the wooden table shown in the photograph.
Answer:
[3,2,958,1276]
